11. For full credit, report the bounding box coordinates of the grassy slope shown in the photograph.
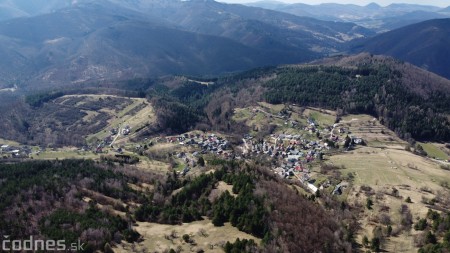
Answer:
[418,142,449,160]
[232,103,450,253]
[85,96,156,143]
[116,220,260,253]
[329,116,450,253]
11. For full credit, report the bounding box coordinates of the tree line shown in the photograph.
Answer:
[415,209,450,253]
[263,65,450,142]
[135,160,355,252]
[0,160,144,253]
[135,162,269,238]
[140,63,449,143]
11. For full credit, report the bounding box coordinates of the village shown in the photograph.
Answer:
[239,116,360,194]
[2,100,448,199]
[0,103,365,197]
[232,104,372,194]
[150,108,366,196]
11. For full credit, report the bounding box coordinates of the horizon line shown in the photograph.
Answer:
[218,0,450,8]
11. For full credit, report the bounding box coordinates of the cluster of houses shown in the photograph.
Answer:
[243,134,325,161]
[241,127,362,194]
[0,144,31,158]
[162,132,233,176]
[241,132,327,193]
[166,133,231,157]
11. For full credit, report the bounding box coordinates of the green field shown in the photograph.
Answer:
[305,109,336,126]
[330,147,450,189]
[232,108,252,123]
[418,142,449,160]
[34,150,98,160]
[257,102,284,114]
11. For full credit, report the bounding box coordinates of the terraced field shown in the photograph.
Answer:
[329,116,450,253]
[232,103,450,253]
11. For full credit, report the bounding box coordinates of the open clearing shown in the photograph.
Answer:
[339,114,406,146]
[85,96,156,144]
[0,138,21,146]
[115,219,260,253]
[330,145,450,252]
[303,107,336,126]
[33,148,98,160]
[135,156,170,173]
[418,142,449,160]
[330,147,449,190]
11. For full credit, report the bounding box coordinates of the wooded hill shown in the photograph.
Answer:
[0,159,355,253]
[0,0,373,88]
[353,18,450,79]
[1,54,449,146]
[0,160,145,252]
[144,54,450,143]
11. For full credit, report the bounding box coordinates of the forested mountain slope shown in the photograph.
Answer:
[1,54,449,145]
[147,54,450,142]
[0,0,373,88]
[353,19,450,79]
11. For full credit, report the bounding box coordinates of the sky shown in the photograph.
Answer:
[218,0,450,8]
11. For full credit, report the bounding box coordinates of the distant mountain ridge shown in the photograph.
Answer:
[353,18,450,79]
[0,0,75,21]
[105,0,373,51]
[247,1,449,31]
[0,0,374,89]
[0,5,279,88]
[440,6,450,12]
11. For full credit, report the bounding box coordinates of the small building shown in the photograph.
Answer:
[333,185,343,195]
[352,137,364,145]
[123,128,131,135]
[1,145,10,152]
[307,183,318,193]
[181,167,190,176]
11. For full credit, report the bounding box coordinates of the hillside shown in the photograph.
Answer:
[0,55,449,252]
[353,19,450,79]
[1,53,449,148]
[146,54,450,142]
[264,56,450,142]
[0,156,360,253]
[0,0,74,20]
[0,4,284,88]
[0,0,374,89]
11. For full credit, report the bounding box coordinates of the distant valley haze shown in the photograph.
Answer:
[221,0,450,7]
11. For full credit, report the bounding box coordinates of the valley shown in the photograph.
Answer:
[1,55,449,253]
[1,91,448,252]
[0,1,450,252]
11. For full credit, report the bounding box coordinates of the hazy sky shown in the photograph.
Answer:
[218,0,450,7]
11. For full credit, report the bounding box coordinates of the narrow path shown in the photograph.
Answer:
[110,125,122,147]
